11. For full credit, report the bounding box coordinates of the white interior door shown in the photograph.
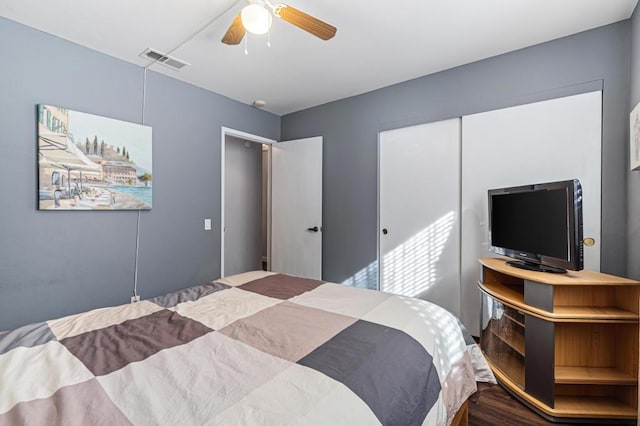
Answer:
[271,136,323,279]
[460,91,602,335]
[379,118,461,315]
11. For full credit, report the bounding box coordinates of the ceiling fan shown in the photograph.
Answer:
[221,0,337,45]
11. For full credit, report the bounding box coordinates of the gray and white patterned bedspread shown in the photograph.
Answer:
[0,271,488,425]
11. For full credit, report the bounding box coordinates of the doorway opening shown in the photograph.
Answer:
[221,127,275,278]
[221,128,324,280]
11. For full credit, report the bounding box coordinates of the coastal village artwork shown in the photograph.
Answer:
[37,105,152,210]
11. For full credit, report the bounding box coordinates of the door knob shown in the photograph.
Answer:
[307,226,319,232]
[382,228,388,235]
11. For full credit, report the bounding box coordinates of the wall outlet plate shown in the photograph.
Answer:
[131,295,140,303]
[204,218,212,231]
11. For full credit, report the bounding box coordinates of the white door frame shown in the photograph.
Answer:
[220,127,277,278]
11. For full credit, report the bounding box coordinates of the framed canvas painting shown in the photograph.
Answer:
[631,101,640,171]
[38,105,152,210]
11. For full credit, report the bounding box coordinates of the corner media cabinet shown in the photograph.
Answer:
[478,257,639,424]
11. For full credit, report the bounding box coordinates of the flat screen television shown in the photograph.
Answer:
[488,179,584,273]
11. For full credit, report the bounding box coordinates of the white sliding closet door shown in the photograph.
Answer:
[379,118,461,315]
[460,91,602,335]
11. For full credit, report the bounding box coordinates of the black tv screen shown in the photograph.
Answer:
[488,179,583,273]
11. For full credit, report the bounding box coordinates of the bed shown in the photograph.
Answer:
[0,271,492,425]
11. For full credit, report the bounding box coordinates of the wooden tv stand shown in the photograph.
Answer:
[477,257,639,424]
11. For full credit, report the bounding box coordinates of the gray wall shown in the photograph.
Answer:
[0,17,279,330]
[282,21,631,291]
[629,6,640,281]
[224,136,263,276]
[1,15,635,330]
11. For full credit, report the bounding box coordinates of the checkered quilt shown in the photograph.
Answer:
[0,271,478,425]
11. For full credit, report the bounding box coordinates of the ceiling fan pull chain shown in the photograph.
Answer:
[267,28,271,48]
[244,35,249,55]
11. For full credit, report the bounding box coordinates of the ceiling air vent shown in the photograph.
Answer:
[139,48,190,71]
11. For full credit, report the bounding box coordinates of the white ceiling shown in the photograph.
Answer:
[1,0,637,115]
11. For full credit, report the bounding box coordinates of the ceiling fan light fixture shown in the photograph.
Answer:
[241,3,272,35]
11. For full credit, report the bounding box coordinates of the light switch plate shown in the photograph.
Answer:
[204,218,212,231]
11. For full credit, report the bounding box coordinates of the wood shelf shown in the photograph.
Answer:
[478,280,639,322]
[553,306,639,321]
[478,280,524,305]
[553,396,637,419]
[491,362,637,420]
[490,325,525,356]
[486,353,525,389]
[555,367,637,385]
[504,313,525,328]
[479,257,640,286]
[479,257,639,423]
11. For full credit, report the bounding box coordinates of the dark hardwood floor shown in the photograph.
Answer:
[468,383,603,426]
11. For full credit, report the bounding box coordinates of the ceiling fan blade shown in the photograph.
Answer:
[221,12,246,45]
[276,5,336,41]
